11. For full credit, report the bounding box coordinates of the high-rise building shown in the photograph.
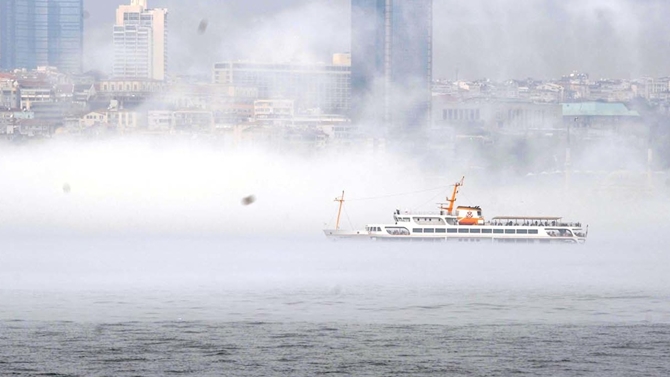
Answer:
[113,0,168,80]
[351,0,432,135]
[213,61,351,115]
[0,0,84,73]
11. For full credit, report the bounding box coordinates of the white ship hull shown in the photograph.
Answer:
[323,229,371,240]
[325,224,586,244]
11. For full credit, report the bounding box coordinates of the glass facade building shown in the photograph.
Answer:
[351,0,432,134]
[213,62,351,115]
[0,0,83,73]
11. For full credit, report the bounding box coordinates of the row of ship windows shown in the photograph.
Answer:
[384,238,564,244]
[451,239,552,244]
[413,228,539,234]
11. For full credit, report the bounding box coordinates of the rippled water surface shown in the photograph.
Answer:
[2,321,669,376]
[1,235,669,376]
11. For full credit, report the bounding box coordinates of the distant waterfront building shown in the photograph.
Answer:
[253,99,295,124]
[113,0,168,80]
[0,0,84,73]
[351,0,433,135]
[147,109,214,131]
[94,78,167,109]
[0,75,20,108]
[212,60,351,115]
[432,97,563,133]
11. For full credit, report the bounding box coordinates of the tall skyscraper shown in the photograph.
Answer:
[351,0,432,135]
[0,0,83,73]
[113,0,168,81]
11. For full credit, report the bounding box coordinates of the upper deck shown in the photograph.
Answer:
[393,212,583,228]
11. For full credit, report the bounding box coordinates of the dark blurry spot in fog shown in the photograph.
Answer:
[241,195,256,206]
[197,19,208,35]
[62,183,71,194]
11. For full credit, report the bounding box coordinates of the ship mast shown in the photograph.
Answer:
[334,191,345,230]
[442,176,464,215]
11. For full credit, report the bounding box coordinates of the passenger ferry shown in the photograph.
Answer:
[324,177,588,244]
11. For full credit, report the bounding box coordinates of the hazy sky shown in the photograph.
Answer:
[83,0,670,80]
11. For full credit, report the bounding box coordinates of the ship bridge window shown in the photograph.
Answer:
[386,227,409,236]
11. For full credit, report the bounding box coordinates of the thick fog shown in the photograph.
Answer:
[0,141,430,237]
[83,0,349,75]
[433,0,670,80]
[1,141,669,324]
[1,139,667,238]
[84,0,670,79]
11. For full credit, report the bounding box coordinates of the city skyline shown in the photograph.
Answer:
[2,0,670,146]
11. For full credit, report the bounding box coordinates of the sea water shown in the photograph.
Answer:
[1,234,669,376]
